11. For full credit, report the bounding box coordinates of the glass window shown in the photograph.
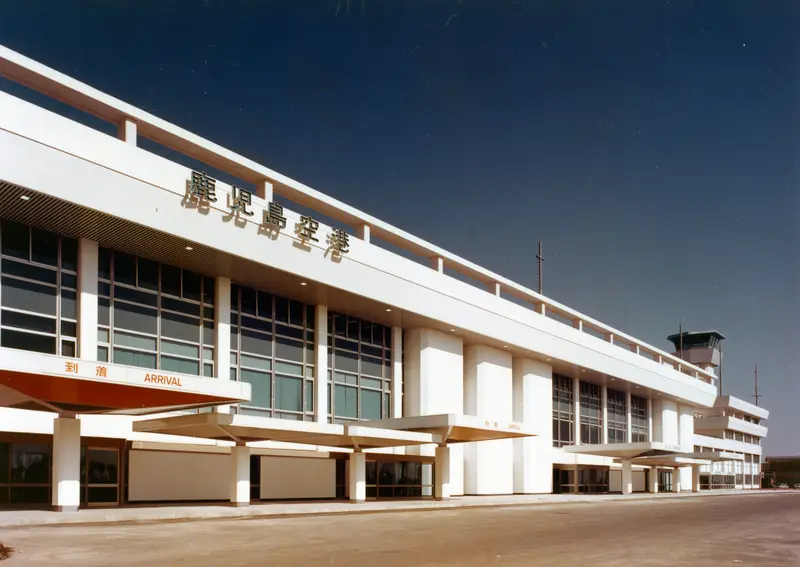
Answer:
[99,248,214,382]
[328,312,392,422]
[630,395,649,442]
[230,284,315,419]
[552,374,574,447]
[607,389,627,444]
[0,221,77,357]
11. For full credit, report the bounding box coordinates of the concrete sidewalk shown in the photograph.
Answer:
[0,489,792,528]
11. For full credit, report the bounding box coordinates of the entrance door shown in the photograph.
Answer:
[81,447,119,506]
[658,470,673,492]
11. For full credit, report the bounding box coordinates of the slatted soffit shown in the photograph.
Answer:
[0,181,304,300]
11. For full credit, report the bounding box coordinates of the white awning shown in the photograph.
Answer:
[133,413,440,449]
[357,413,536,444]
[563,441,684,459]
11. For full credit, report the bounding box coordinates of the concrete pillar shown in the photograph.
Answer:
[314,305,328,422]
[626,391,633,443]
[391,326,403,419]
[601,386,608,444]
[404,328,464,495]
[349,451,366,503]
[573,376,581,445]
[652,399,678,445]
[356,224,371,242]
[435,446,451,500]
[692,465,701,492]
[671,468,681,492]
[489,282,501,296]
[256,180,273,203]
[213,277,232,413]
[52,417,81,512]
[648,466,659,493]
[621,459,633,495]
[229,445,250,506]
[77,238,98,361]
[512,358,553,494]
[678,404,695,489]
[429,256,444,273]
[464,345,513,495]
[117,118,137,145]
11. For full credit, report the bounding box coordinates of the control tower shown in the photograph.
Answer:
[667,330,725,389]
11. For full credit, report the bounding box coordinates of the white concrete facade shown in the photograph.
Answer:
[0,45,767,511]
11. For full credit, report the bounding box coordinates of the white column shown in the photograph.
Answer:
[652,399,678,445]
[429,256,444,273]
[647,398,653,441]
[692,465,701,492]
[117,118,137,145]
[52,417,81,512]
[678,404,695,489]
[573,376,581,445]
[435,445,451,500]
[391,326,403,419]
[213,277,232,413]
[314,305,328,423]
[488,282,501,296]
[229,445,250,506]
[648,466,659,493]
[671,468,681,492]
[257,180,274,203]
[77,238,98,361]
[356,224,371,242]
[601,385,608,444]
[621,459,633,495]
[349,451,366,503]
[464,345,513,495]
[513,358,553,494]
[626,391,633,443]
[404,328,464,495]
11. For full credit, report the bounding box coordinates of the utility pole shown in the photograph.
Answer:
[753,364,761,406]
[536,240,544,294]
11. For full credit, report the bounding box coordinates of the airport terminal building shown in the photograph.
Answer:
[0,46,768,511]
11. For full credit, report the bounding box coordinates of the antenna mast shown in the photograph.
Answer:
[536,240,544,294]
[753,364,761,406]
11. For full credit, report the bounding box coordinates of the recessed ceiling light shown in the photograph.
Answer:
[503,345,508,349]
[610,378,615,381]
[385,308,391,312]
[450,329,456,332]
[184,246,193,251]
[300,282,308,286]
[19,195,31,201]
[546,358,551,362]
[581,369,586,372]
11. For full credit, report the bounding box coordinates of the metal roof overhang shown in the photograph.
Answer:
[0,348,250,415]
[357,414,536,444]
[132,413,441,449]
[623,455,712,467]
[680,451,744,463]
[563,441,685,460]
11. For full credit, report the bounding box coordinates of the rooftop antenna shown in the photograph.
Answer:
[536,240,544,294]
[679,321,684,360]
[753,364,761,406]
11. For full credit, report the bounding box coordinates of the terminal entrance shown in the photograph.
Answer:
[658,470,673,492]
[335,456,433,499]
[0,438,121,508]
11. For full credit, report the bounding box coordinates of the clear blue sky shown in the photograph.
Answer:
[1,1,797,453]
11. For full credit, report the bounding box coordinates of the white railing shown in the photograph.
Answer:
[0,44,716,385]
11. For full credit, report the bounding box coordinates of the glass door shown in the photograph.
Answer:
[81,447,119,507]
[658,470,672,492]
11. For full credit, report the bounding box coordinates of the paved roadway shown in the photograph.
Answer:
[1,494,798,566]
